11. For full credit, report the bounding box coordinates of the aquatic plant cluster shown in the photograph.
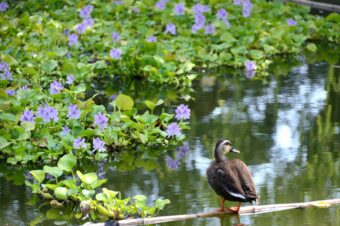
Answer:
[25,154,170,220]
[0,0,339,223]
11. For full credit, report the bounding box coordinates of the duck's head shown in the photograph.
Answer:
[214,139,240,162]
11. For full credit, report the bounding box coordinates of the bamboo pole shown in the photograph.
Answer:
[84,198,340,226]
[282,0,340,13]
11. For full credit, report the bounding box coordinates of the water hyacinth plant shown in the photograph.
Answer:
[0,0,338,87]
[25,154,170,221]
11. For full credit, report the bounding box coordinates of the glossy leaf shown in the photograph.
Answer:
[58,154,77,172]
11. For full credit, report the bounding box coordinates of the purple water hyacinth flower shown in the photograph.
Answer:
[224,19,231,28]
[0,62,12,80]
[76,22,87,34]
[93,137,106,152]
[114,0,123,5]
[166,156,179,169]
[79,5,93,19]
[5,88,15,96]
[0,1,8,12]
[94,112,108,129]
[110,94,117,101]
[132,7,140,13]
[147,35,157,43]
[0,62,8,71]
[67,104,81,119]
[37,105,59,122]
[194,13,205,28]
[164,23,176,35]
[66,52,72,58]
[76,18,93,34]
[242,0,252,18]
[175,104,190,120]
[192,4,210,15]
[233,0,242,5]
[217,9,227,20]
[83,17,94,27]
[1,68,12,80]
[50,81,64,94]
[245,60,256,79]
[205,24,215,35]
[47,106,58,122]
[110,48,122,59]
[68,34,78,46]
[20,110,35,123]
[112,31,120,42]
[166,122,181,137]
[74,137,86,149]
[191,23,202,33]
[61,126,70,136]
[174,3,185,15]
[287,18,297,26]
[245,60,257,71]
[66,75,74,85]
[155,0,167,10]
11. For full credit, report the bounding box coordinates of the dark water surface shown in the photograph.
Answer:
[0,47,339,225]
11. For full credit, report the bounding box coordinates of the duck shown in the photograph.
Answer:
[207,139,259,214]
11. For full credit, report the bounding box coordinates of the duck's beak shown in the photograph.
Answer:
[230,147,240,153]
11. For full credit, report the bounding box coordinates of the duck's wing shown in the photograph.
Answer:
[214,163,248,201]
[230,159,258,199]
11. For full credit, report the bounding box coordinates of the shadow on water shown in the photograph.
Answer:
[0,43,340,225]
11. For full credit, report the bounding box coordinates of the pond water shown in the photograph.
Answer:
[0,46,339,225]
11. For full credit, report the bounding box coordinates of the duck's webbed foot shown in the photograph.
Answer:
[227,202,241,214]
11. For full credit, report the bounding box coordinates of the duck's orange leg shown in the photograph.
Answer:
[228,202,241,214]
[219,197,226,211]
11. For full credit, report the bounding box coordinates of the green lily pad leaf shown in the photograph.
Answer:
[306,43,317,52]
[54,187,68,200]
[250,50,264,60]
[30,170,45,184]
[115,94,134,111]
[0,113,17,123]
[62,62,77,74]
[0,137,11,149]
[58,154,77,172]
[21,121,35,131]
[1,54,17,65]
[76,171,98,185]
[11,126,30,140]
[134,195,147,202]
[41,60,58,73]
[103,188,118,199]
[43,166,63,178]
[155,198,170,210]
[46,208,62,219]
[145,100,156,112]
[95,192,107,201]
[55,47,68,57]
[73,83,86,94]
[22,66,37,75]
[62,179,76,189]
[82,189,95,198]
